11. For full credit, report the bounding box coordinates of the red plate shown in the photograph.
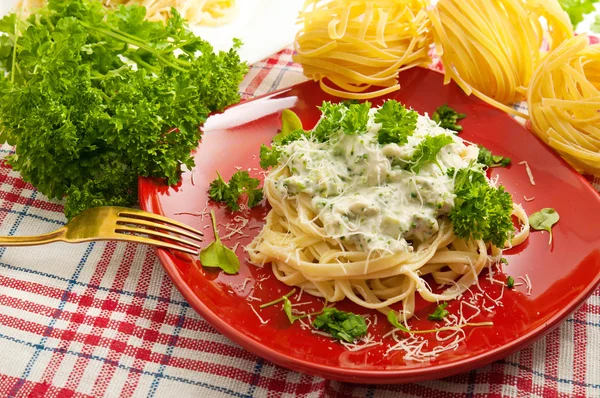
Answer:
[138,68,600,384]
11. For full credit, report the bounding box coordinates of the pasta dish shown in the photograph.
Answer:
[248,100,529,322]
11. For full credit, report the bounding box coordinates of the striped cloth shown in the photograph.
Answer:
[0,47,598,398]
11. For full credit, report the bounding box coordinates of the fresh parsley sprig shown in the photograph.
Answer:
[449,167,514,248]
[432,104,466,132]
[409,134,454,173]
[208,171,263,211]
[374,100,418,145]
[477,146,511,168]
[312,308,368,343]
[428,303,450,321]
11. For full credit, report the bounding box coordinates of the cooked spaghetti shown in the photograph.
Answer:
[527,35,600,175]
[248,101,529,321]
[428,0,573,116]
[17,0,237,26]
[293,0,432,99]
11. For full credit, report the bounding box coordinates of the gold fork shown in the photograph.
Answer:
[0,206,203,255]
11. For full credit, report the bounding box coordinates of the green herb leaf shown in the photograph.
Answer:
[208,171,263,211]
[312,308,368,343]
[428,302,450,321]
[282,296,301,324]
[387,311,412,332]
[199,210,240,274]
[450,168,514,248]
[259,144,282,169]
[0,0,247,220]
[529,208,560,245]
[506,276,515,289]
[341,101,371,136]
[374,100,418,145]
[432,104,466,132]
[312,101,345,142]
[477,146,511,168]
[500,257,509,265]
[558,0,597,28]
[272,109,304,144]
[409,134,454,173]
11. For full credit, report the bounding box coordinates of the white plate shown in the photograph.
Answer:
[0,0,304,65]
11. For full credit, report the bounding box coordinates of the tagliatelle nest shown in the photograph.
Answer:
[293,0,432,99]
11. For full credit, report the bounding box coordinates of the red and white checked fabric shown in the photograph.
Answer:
[0,46,598,398]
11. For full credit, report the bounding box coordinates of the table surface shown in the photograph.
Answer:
[0,42,599,398]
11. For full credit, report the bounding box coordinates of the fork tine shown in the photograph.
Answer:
[115,226,202,250]
[117,209,204,237]
[112,234,199,255]
[116,218,203,243]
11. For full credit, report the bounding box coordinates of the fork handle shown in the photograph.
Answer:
[0,227,67,246]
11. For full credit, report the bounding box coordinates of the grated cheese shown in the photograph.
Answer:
[518,161,536,186]
[524,195,535,202]
[249,304,269,324]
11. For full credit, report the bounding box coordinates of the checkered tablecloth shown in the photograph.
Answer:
[0,45,599,398]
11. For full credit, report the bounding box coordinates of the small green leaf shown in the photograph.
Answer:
[477,145,511,168]
[507,276,515,289]
[432,104,466,132]
[500,257,508,265]
[199,210,240,274]
[529,208,560,245]
[272,109,304,144]
[428,302,449,321]
[387,311,410,333]
[312,308,368,343]
[282,296,300,324]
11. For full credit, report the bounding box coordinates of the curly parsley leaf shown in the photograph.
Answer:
[478,146,511,168]
[409,134,454,173]
[312,101,345,142]
[558,0,598,28]
[432,104,466,132]
[450,168,514,248]
[0,0,247,220]
[341,101,371,136]
[374,100,418,145]
[428,302,450,321]
[208,171,263,211]
[312,308,368,343]
[199,210,240,274]
[259,144,281,170]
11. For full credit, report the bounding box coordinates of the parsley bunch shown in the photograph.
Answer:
[0,0,247,219]
[449,168,514,248]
